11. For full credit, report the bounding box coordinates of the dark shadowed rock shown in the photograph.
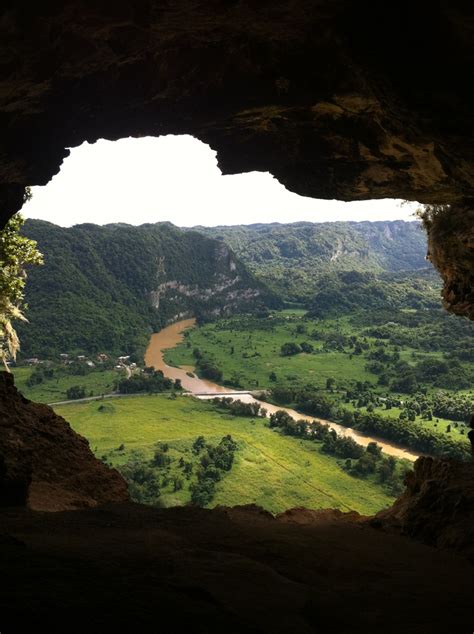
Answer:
[0,372,129,510]
[0,1,473,215]
[425,204,474,320]
[0,502,472,632]
[376,456,474,562]
[276,507,364,525]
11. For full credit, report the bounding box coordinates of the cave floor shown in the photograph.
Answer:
[0,503,472,633]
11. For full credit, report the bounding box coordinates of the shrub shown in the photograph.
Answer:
[66,385,86,400]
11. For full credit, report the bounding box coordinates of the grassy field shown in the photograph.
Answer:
[165,314,374,390]
[12,366,121,403]
[54,394,396,515]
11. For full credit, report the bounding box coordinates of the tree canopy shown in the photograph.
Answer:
[0,207,43,366]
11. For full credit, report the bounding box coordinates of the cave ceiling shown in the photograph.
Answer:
[0,1,473,315]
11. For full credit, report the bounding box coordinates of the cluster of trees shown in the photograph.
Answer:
[116,435,238,507]
[66,385,87,400]
[192,348,223,382]
[117,369,180,394]
[429,393,474,422]
[342,409,469,460]
[270,385,470,460]
[118,443,184,506]
[271,387,335,419]
[414,357,472,390]
[211,397,266,418]
[361,308,474,358]
[117,448,164,506]
[368,353,473,393]
[308,270,440,319]
[375,392,474,425]
[26,364,56,386]
[342,385,473,432]
[268,410,410,495]
[25,357,117,389]
[269,410,364,459]
[190,435,238,506]
[280,341,314,356]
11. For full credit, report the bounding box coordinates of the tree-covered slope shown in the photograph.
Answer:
[308,269,442,318]
[195,221,429,301]
[18,220,277,358]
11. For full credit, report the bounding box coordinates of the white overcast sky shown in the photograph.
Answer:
[23,135,419,227]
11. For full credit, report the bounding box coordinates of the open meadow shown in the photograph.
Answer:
[165,313,375,390]
[54,394,397,515]
[12,365,120,403]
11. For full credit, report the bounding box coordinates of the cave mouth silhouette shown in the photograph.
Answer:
[21,134,421,229]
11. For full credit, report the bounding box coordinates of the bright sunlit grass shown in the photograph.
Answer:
[54,394,395,515]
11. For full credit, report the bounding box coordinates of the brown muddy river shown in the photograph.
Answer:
[145,319,419,461]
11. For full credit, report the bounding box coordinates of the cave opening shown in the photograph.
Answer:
[1,2,473,629]
[8,133,472,519]
[22,135,421,227]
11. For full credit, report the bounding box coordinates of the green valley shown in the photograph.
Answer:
[9,216,473,516]
[55,394,398,515]
[18,219,277,360]
[164,310,473,459]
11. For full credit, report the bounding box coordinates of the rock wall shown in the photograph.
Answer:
[1,502,473,632]
[0,372,129,511]
[376,456,474,562]
[425,204,474,319]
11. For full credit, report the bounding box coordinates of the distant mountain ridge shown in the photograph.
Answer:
[19,220,277,358]
[192,220,430,301]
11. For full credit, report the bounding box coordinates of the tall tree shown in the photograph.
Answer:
[0,195,43,366]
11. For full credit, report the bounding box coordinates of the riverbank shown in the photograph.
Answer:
[145,319,419,461]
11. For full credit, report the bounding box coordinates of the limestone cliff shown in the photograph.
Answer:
[424,204,474,320]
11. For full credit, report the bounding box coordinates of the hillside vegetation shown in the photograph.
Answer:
[308,269,441,317]
[19,220,276,359]
[195,220,429,301]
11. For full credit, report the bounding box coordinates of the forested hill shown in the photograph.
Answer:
[193,220,429,301]
[18,220,277,358]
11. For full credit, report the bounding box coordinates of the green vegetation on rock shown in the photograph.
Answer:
[0,210,43,365]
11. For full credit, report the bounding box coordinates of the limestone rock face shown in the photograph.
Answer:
[0,372,129,511]
[425,204,474,319]
[376,456,474,562]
